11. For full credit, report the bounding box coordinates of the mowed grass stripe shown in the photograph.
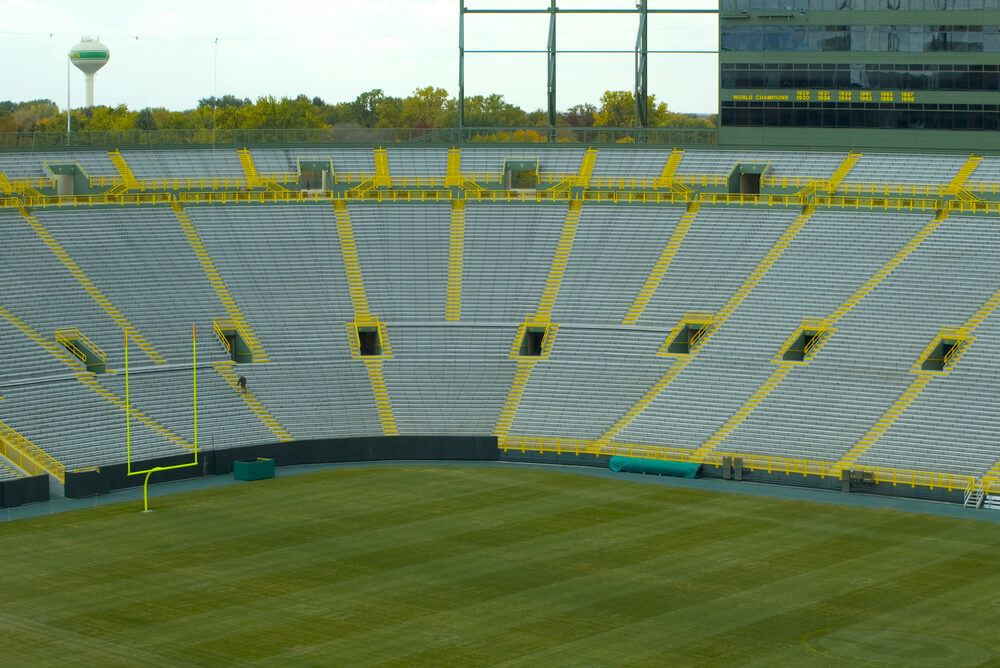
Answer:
[331,512,942,666]
[107,473,692,662]
[508,516,1000,666]
[7,467,664,662]
[1,465,999,666]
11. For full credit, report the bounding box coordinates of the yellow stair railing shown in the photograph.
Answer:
[835,376,934,471]
[622,201,700,325]
[212,361,293,442]
[655,148,684,187]
[688,209,952,460]
[826,151,862,192]
[107,149,139,189]
[836,281,1000,471]
[54,327,107,366]
[827,209,949,325]
[945,154,983,195]
[333,202,399,435]
[373,148,391,188]
[17,206,165,365]
[690,366,796,460]
[75,371,192,449]
[500,435,974,493]
[362,359,398,436]
[172,201,269,362]
[576,148,598,188]
[715,205,815,324]
[494,360,536,443]
[237,148,260,188]
[0,419,66,483]
[535,200,583,319]
[445,147,463,187]
[598,205,816,446]
[445,199,466,321]
[332,200,372,318]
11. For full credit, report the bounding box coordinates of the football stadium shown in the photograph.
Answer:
[2,1,1000,664]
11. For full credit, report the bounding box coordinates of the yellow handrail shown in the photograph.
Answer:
[499,435,976,493]
[0,420,65,482]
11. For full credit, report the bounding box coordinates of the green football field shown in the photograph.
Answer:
[3,464,1000,666]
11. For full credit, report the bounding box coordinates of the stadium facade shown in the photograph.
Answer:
[720,0,1000,149]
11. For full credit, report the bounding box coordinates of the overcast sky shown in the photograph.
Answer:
[0,0,718,114]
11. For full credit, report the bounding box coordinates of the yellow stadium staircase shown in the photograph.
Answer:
[237,148,260,188]
[690,209,950,459]
[445,148,462,187]
[835,376,934,471]
[945,154,982,195]
[655,148,684,187]
[75,371,192,449]
[715,205,815,324]
[825,152,861,192]
[373,148,391,187]
[362,359,399,436]
[213,361,293,442]
[107,149,139,190]
[0,304,194,457]
[0,418,66,483]
[173,202,269,362]
[445,200,466,321]
[690,366,796,460]
[332,201,372,318]
[18,206,165,365]
[576,148,598,187]
[836,281,1000,471]
[535,200,583,319]
[599,205,816,446]
[826,210,949,325]
[333,201,399,435]
[494,360,537,443]
[599,357,696,444]
[622,201,700,325]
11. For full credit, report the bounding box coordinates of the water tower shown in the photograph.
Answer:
[69,37,110,107]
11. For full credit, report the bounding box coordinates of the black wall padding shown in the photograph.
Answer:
[63,436,499,499]
[0,475,50,508]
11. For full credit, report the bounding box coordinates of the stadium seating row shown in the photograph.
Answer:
[1,192,999,491]
[2,147,999,189]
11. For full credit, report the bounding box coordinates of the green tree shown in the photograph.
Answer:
[377,86,450,128]
[136,108,157,131]
[350,89,386,127]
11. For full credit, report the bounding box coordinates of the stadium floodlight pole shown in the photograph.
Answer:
[458,0,465,140]
[635,0,649,138]
[460,3,718,144]
[547,0,557,143]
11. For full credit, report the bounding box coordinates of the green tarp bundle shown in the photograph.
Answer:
[608,457,700,479]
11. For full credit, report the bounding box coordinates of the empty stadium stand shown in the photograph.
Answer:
[1,144,999,504]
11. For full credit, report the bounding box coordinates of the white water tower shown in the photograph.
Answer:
[69,37,110,107]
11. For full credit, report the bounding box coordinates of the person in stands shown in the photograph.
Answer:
[237,375,247,394]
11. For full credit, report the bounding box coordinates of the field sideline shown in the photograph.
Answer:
[3,465,999,666]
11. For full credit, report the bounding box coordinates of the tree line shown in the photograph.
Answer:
[0,88,715,135]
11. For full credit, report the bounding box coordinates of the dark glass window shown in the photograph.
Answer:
[721,100,999,130]
[721,24,1000,53]
[720,62,1000,92]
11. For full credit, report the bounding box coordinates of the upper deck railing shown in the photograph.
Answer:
[0,126,719,150]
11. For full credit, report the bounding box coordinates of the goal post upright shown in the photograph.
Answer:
[125,323,200,512]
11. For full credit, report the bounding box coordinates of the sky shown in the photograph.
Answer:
[0,0,719,114]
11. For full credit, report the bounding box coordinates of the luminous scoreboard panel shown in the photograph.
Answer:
[728,90,918,102]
